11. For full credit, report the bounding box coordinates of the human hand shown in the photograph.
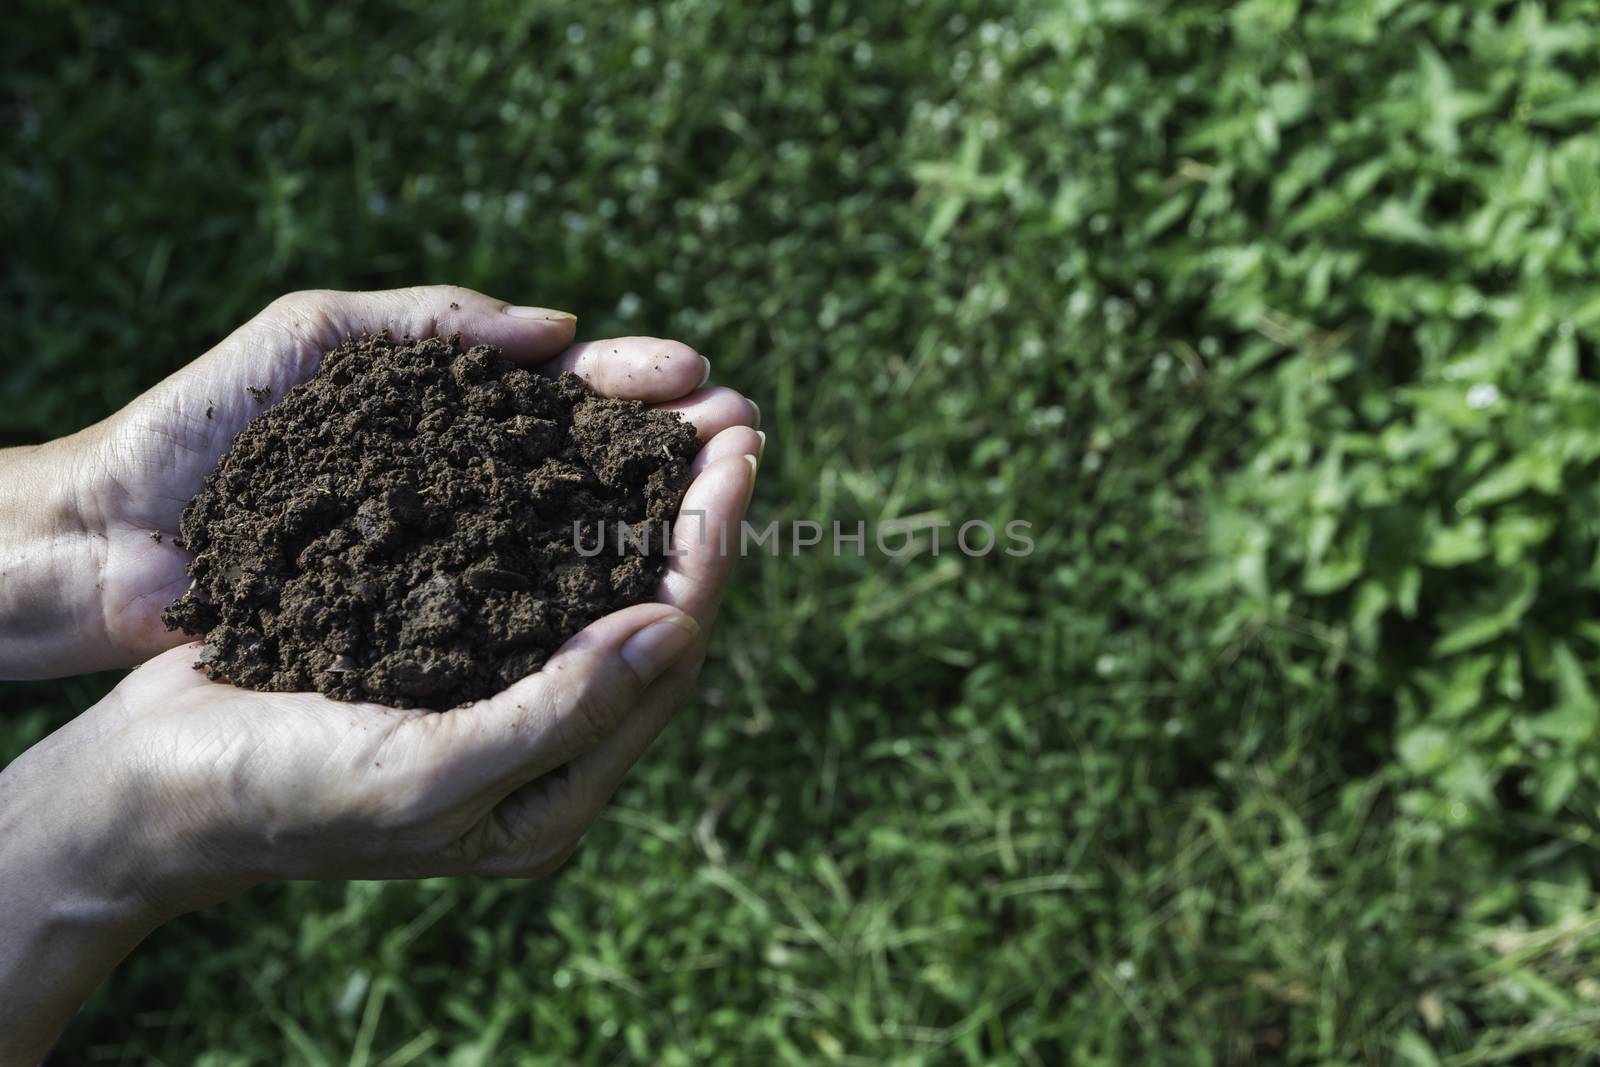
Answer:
[0,342,759,1063]
[0,285,760,677]
[0,479,755,1063]
[13,422,756,897]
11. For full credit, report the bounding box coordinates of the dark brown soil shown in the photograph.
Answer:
[162,333,698,709]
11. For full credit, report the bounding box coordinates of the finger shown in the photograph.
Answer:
[539,337,710,402]
[411,602,703,803]
[260,285,579,367]
[660,452,759,631]
[690,425,765,477]
[560,666,693,822]
[462,453,758,875]
[654,387,760,441]
[471,666,694,876]
[167,286,580,433]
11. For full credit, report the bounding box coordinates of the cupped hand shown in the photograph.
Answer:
[64,284,761,906]
[57,285,760,672]
[0,286,762,1064]
[36,420,755,917]
[0,414,757,1066]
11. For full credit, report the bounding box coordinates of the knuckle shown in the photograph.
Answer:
[409,283,478,308]
[436,817,498,869]
[469,827,584,880]
[541,771,592,829]
[261,290,341,348]
[263,291,303,315]
[397,285,473,341]
[463,778,596,879]
[556,677,630,754]
[515,828,585,878]
[268,288,332,315]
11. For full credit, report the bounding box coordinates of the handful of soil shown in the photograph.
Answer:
[161,333,698,709]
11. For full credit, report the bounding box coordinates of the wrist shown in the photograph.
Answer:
[6,685,267,921]
[0,710,171,929]
[0,718,164,1063]
[0,430,114,678]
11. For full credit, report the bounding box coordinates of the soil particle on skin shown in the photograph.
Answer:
[247,384,272,403]
[205,404,214,419]
[162,333,698,709]
[149,530,162,543]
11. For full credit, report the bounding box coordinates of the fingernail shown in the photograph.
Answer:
[747,398,761,429]
[620,616,700,682]
[505,306,577,322]
[743,453,759,507]
[696,354,712,389]
[755,430,767,463]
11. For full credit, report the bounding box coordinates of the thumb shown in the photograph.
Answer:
[152,285,579,450]
[421,603,703,797]
[249,284,578,368]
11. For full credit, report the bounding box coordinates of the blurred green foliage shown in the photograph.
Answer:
[5,0,1600,1063]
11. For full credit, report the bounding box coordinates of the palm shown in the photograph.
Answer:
[111,651,417,873]
[96,358,314,659]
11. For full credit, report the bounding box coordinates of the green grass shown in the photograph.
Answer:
[6,0,1600,1062]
